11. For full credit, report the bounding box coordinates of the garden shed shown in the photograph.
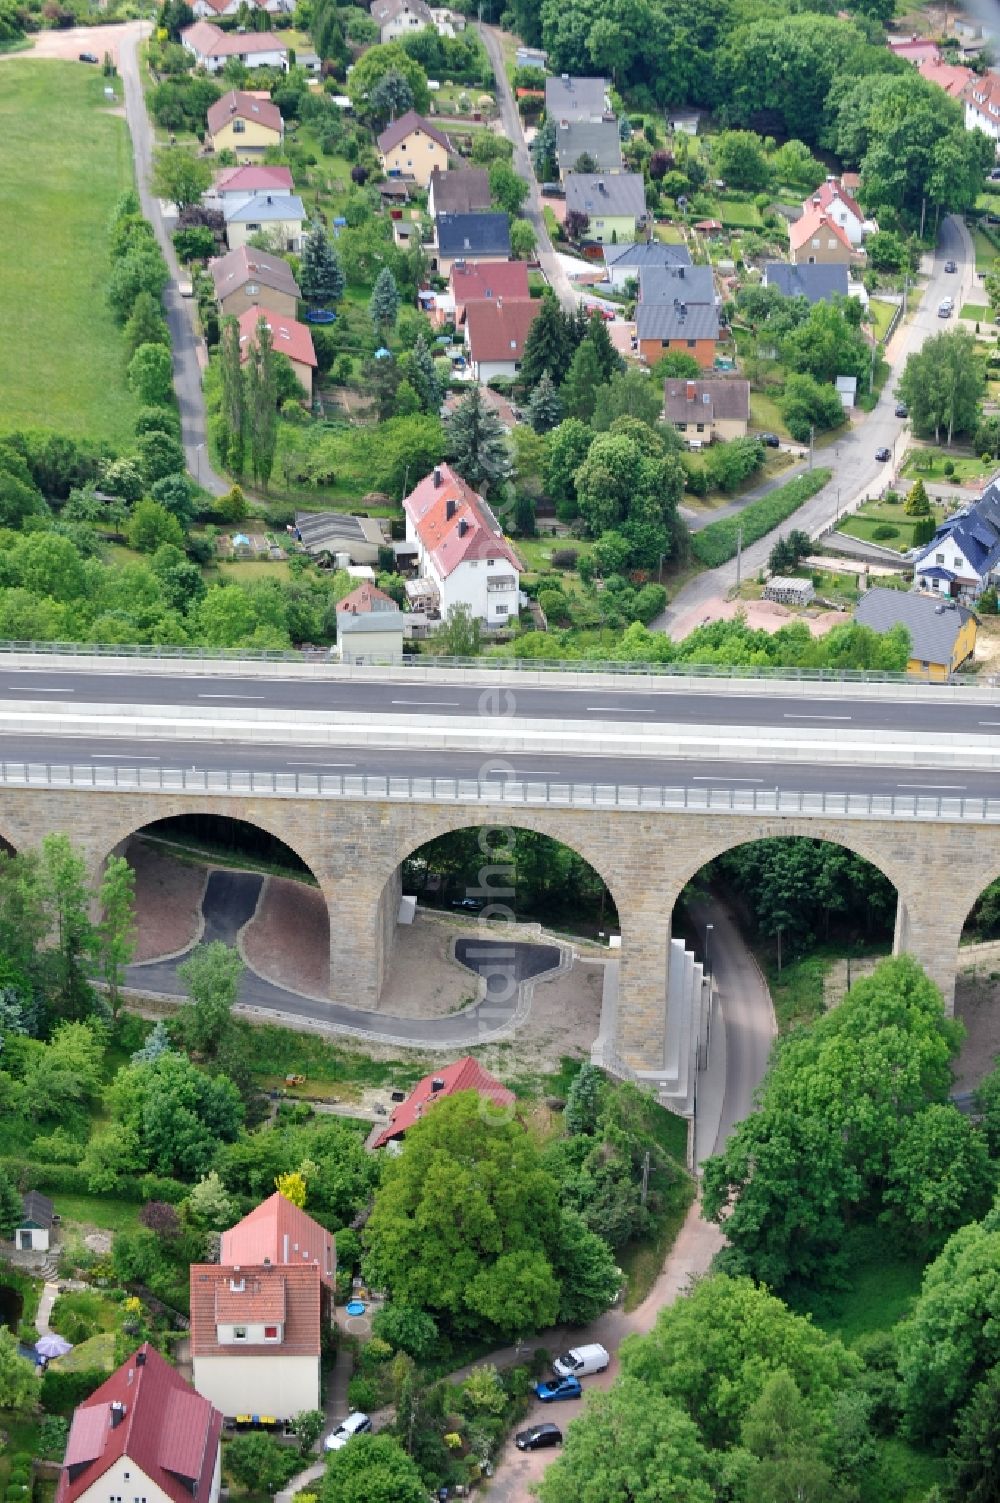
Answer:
[763,577,815,607]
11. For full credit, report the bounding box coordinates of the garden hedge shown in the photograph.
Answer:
[0,1158,187,1204]
[691,468,832,566]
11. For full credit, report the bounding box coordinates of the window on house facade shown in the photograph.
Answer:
[696,422,704,433]
[936,553,945,563]
[248,223,261,232]
[264,1325,279,1339]
[495,603,509,614]
[233,119,246,133]
[246,283,259,295]
[686,339,696,348]
[234,1326,247,1340]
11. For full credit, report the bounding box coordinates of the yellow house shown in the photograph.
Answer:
[377,109,451,189]
[854,588,977,682]
[663,378,749,446]
[207,90,284,161]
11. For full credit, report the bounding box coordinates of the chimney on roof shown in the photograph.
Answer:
[433,465,442,487]
[110,1402,126,1429]
[446,498,457,520]
[685,381,696,402]
[431,1077,446,1092]
[458,519,469,537]
[678,265,684,278]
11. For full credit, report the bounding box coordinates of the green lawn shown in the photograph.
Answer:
[959,301,995,325]
[868,297,897,344]
[652,221,686,245]
[749,390,794,442]
[698,196,763,229]
[53,1193,141,1233]
[970,223,997,275]
[901,448,995,482]
[0,62,140,446]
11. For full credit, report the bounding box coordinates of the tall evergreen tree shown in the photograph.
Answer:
[409,332,441,412]
[219,315,246,478]
[299,224,345,307]
[245,315,278,491]
[0,1169,21,1239]
[520,294,572,388]
[528,369,562,433]
[584,311,623,382]
[444,387,512,496]
[369,267,400,332]
[561,340,604,422]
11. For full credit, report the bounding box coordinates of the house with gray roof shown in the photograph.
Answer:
[603,240,692,289]
[428,166,491,220]
[914,481,1000,602]
[763,262,850,304]
[564,172,646,243]
[555,119,622,180]
[224,192,306,252]
[854,587,977,680]
[639,264,716,307]
[435,212,511,273]
[664,378,750,444]
[545,74,609,122]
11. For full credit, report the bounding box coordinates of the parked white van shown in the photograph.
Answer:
[553,1343,610,1379]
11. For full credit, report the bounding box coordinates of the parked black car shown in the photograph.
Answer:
[944,260,957,273]
[875,447,892,462]
[515,1424,563,1452]
[78,51,99,62]
[895,403,908,418]
[758,432,781,448]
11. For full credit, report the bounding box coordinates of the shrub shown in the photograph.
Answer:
[691,470,831,566]
[872,524,899,540]
[551,548,579,569]
[41,1368,110,1414]
[943,460,955,476]
[347,1375,379,1410]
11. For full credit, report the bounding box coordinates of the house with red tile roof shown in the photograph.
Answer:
[450,259,530,324]
[964,71,1000,150]
[887,35,940,66]
[369,1056,516,1150]
[237,307,316,400]
[788,206,858,267]
[464,296,540,381]
[206,90,283,159]
[56,1344,222,1503]
[213,164,295,207]
[181,20,289,73]
[377,110,452,188]
[191,1193,335,1420]
[403,463,522,627]
[917,56,974,100]
[803,179,871,247]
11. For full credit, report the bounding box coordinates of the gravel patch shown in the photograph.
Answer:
[127,838,206,963]
[241,875,330,997]
[954,973,1000,1092]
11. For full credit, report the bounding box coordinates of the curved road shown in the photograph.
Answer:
[658,215,977,628]
[126,869,564,1046]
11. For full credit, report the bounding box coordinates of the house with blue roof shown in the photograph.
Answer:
[434,213,511,275]
[914,481,1000,600]
[224,192,306,253]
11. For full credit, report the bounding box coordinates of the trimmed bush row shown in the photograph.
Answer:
[0,1158,186,1204]
[691,468,832,567]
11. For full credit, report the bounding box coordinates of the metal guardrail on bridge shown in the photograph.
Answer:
[6,760,1000,823]
[0,638,970,686]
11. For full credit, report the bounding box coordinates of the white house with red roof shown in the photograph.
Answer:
[57,1344,222,1503]
[369,1056,516,1150]
[191,1192,335,1420]
[212,164,295,210]
[237,307,316,400]
[804,179,873,248]
[403,463,522,627]
[964,72,1000,150]
[181,21,288,73]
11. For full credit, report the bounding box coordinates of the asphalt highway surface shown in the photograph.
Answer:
[1,668,998,735]
[3,732,998,801]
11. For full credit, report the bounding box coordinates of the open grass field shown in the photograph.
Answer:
[902,448,994,483]
[970,222,997,275]
[0,61,139,446]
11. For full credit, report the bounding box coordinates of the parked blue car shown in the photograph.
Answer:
[534,1376,583,1403]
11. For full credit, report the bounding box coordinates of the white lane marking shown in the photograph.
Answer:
[8,686,72,693]
[783,713,852,720]
[391,698,460,706]
[979,720,1000,725]
[897,782,966,790]
[586,705,649,713]
[91,754,159,760]
[691,775,765,782]
[287,761,357,767]
[197,693,266,699]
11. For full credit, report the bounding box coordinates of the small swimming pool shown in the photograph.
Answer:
[345,1299,366,1316]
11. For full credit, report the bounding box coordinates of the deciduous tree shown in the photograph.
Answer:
[152,146,213,211]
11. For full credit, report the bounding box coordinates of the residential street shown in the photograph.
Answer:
[657,215,977,629]
[478,25,580,311]
[118,25,227,494]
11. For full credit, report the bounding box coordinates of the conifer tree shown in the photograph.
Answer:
[444,386,512,496]
[219,315,247,478]
[520,294,573,388]
[528,369,562,433]
[583,310,623,382]
[561,339,604,422]
[245,315,278,491]
[409,332,442,412]
[369,267,400,332]
[299,224,345,307]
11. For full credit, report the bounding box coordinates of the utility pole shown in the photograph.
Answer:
[920,195,927,241]
[809,425,814,470]
[902,274,909,319]
[735,524,744,589]
[640,1150,650,1207]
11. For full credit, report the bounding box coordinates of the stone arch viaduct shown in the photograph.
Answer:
[2,782,995,1071]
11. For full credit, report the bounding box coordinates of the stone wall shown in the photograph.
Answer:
[2,785,997,1072]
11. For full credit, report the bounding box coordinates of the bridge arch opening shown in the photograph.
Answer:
[376,822,621,1046]
[114,812,331,996]
[674,834,900,1031]
[951,872,1000,1095]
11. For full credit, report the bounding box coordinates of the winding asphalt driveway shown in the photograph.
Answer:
[125,871,563,1047]
[118,26,226,494]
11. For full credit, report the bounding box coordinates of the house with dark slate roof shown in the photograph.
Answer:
[435,212,511,274]
[636,262,719,368]
[854,587,977,680]
[554,119,623,180]
[544,74,609,122]
[914,482,1000,601]
[603,240,692,289]
[763,262,850,305]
